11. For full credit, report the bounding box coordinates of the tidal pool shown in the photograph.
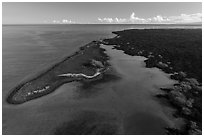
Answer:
[3,44,183,135]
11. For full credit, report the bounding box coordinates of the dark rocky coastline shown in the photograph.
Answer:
[102,29,202,135]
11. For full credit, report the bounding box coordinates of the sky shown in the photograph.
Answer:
[2,2,202,24]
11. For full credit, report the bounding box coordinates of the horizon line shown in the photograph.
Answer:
[2,22,202,25]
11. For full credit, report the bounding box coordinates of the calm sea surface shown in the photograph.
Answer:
[2,24,200,134]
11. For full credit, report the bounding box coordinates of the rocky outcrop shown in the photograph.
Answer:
[159,77,202,134]
[168,90,186,107]
[187,121,202,135]
[157,61,168,69]
[170,71,187,81]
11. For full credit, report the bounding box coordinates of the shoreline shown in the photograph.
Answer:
[102,29,202,135]
[6,28,201,135]
[7,41,110,104]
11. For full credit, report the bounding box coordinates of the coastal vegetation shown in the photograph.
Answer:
[103,29,202,135]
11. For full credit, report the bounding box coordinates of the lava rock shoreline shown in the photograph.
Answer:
[102,29,202,135]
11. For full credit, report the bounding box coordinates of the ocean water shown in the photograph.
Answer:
[2,24,199,134]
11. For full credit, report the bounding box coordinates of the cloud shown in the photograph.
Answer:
[51,19,76,24]
[62,19,75,24]
[98,17,127,23]
[168,13,202,23]
[130,12,146,23]
[52,20,60,24]
[97,12,202,24]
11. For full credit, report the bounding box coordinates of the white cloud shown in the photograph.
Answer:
[52,19,76,24]
[130,12,146,23]
[98,17,127,24]
[62,19,68,23]
[115,18,127,23]
[97,12,202,24]
[168,13,202,23]
[62,19,75,24]
[53,20,60,24]
[98,18,114,23]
